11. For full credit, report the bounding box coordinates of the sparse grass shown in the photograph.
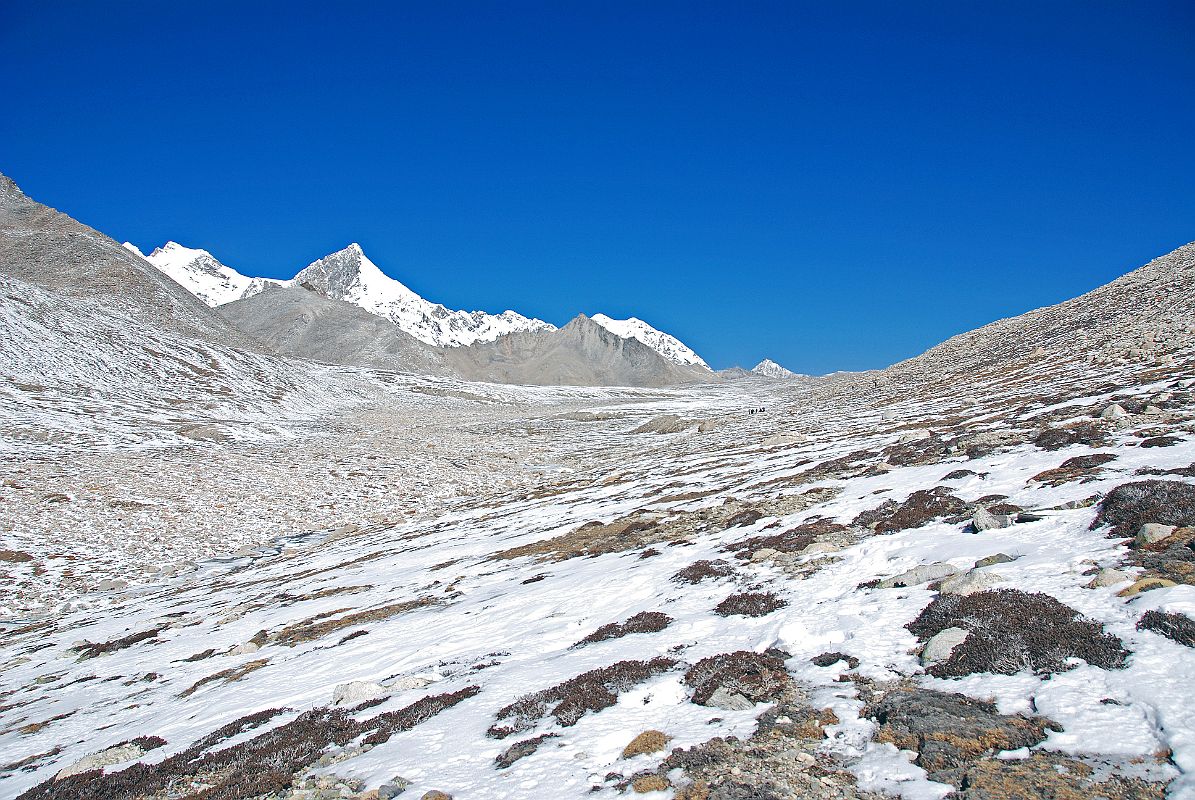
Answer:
[271,598,437,646]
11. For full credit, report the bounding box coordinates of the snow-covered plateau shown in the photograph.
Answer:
[5,171,1195,800]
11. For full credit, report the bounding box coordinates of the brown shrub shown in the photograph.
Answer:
[809,652,859,669]
[622,730,670,758]
[74,627,166,659]
[494,733,556,769]
[489,658,676,738]
[1137,610,1195,647]
[271,598,437,646]
[576,611,672,647]
[852,487,968,533]
[1091,480,1195,538]
[728,518,846,557]
[908,589,1127,676]
[672,560,734,584]
[714,592,787,617]
[684,651,788,706]
[1033,422,1109,451]
[1140,436,1182,448]
[1029,453,1117,486]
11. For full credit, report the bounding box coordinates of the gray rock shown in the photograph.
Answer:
[1087,567,1133,588]
[973,507,1015,531]
[331,680,391,707]
[922,627,970,665]
[939,570,1003,596]
[1137,523,1177,546]
[1100,403,1128,420]
[973,553,1016,569]
[378,784,406,800]
[706,686,756,711]
[56,742,148,780]
[879,562,959,589]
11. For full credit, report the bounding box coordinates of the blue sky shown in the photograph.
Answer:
[2,2,1192,373]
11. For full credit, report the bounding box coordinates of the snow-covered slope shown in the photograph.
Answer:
[294,244,555,347]
[752,358,798,379]
[124,241,281,307]
[591,313,710,369]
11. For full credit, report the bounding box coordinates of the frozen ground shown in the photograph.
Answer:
[3,347,1195,800]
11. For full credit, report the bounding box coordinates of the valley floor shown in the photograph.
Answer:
[3,357,1195,800]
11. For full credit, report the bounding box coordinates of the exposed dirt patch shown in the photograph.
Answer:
[908,589,1128,676]
[271,598,438,646]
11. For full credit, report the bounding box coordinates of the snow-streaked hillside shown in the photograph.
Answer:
[591,313,710,369]
[752,358,799,379]
[294,244,556,347]
[124,241,281,307]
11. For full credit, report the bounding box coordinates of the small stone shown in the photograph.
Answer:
[420,792,452,800]
[922,626,970,665]
[95,578,128,591]
[332,680,391,707]
[879,562,959,589]
[750,548,779,563]
[1100,403,1128,420]
[706,686,755,711]
[974,553,1016,569]
[939,570,1003,596]
[1137,523,1177,546]
[227,641,260,656]
[1087,568,1133,588]
[973,507,1014,531]
[1118,577,1178,597]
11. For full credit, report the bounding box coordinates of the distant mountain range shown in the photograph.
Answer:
[121,237,801,385]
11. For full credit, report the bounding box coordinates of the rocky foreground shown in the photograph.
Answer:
[2,334,1195,799]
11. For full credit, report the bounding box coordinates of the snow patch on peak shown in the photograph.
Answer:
[590,313,710,369]
[294,246,555,347]
[138,241,280,307]
[751,358,798,379]
[121,242,146,258]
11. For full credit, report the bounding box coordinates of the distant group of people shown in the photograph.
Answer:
[748,407,767,414]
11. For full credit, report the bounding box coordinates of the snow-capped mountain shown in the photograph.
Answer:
[123,241,281,307]
[293,244,555,347]
[751,358,798,379]
[590,313,710,369]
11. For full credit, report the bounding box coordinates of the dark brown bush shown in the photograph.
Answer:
[489,657,676,738]
[1033,423,1108,451]
[852,487,968,533]
[908,589,1128,677]
[494,733,556,769]
[575,611,672,647]
[1029,453,1117,486]
[672,559,734,584]
[16,687,479,800]
[1091,480,1195,538]
[1140,436,1182,448]
[1137,610,1195,647]
[809,652,859,669]
[73,627,166,659]
[684,651,789,706]
[729,518,846,558]
[714,592,787,617]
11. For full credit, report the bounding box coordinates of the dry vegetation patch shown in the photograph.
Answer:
[1029,453,1118,486]
[714,592,787,617]
[575,611,672,647]
[684,651,788,706]
[488,657,676,739]
[271,597,438,646]
[908,589,1128,676]
[852,487,968,533]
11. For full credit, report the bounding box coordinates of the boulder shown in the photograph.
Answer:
[56,742,148,780]
[974,553,1016,569]
[1100,403,1128,420]
[1118,577,1178,597]
[1137,523,1177,546]
[1087,567,1132,588]
[332,680,391,707]
[973,507,1015,531]
[939,570,1003,596]
[879,562,959,589]
[922,627,970,665]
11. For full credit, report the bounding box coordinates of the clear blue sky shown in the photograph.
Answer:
[2,2,1192,373]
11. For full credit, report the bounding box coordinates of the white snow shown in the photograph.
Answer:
[125,241,282,307]
[590,313,711,369]
[751,358,799,379]
[294,243,557,347]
